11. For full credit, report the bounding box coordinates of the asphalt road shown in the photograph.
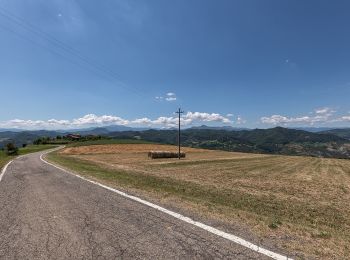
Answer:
[0,151,273,260]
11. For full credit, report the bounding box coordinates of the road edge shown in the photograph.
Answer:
[41,148,292,260]
[0,160,13,182]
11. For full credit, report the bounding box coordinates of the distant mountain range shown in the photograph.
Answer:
[288,127,340,132]
[1,125,349,134]
[1,125,350,159]
[188,125,249,131]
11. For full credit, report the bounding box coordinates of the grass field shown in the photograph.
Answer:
[0,145,58,170]
[67,138,153,147]
[47,143,350,259]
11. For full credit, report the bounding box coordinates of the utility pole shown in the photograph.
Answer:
[175,108,184,159]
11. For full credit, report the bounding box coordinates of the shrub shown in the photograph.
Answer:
[5,143,18,156]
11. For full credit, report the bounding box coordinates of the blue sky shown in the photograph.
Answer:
[0,0,349,129]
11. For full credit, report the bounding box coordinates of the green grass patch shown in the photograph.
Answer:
[0,151,10,170]
[18,144,58,155]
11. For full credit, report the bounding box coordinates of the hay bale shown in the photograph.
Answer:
[148,151,186,159]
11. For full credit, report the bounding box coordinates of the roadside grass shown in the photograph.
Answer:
[47,144,350,259]
[0,151,10,170]
[0,145,58,170]
[18,144,58,155]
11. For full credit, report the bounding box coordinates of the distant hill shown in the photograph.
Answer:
[0,128,24,132]
[0,130,61,148]
[320,128,350,140]
[108,127,350,159]
[1,126,350,159]
[189,125,249,131]
[73,127,111,136]
[289,127,338,133]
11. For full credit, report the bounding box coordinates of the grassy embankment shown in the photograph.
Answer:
[47,142,350,259]
[0,145,58,170]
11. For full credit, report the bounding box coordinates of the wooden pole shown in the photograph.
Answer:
[175,108,184,159]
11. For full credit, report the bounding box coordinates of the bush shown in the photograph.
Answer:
[5,143,18,156]
[33,137,51,145]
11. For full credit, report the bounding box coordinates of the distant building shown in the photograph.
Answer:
[66,134,81,140]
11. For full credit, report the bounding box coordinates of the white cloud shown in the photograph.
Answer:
[156,92,177,102]
[133,112,233,128]
[165,92,177,101]
[226,113,234,117]
[261,107,339,125]
[184,112,231,124]
[0,112,234,130]
[131,118,152,125]
[335,115,350,122]
[72,114,129,126]
[314,107,335,115]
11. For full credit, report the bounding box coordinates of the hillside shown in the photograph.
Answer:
[108,127,350,159]
[0,130,61,148]
[320,128,350,140]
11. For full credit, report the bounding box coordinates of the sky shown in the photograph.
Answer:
[0,0,350,130]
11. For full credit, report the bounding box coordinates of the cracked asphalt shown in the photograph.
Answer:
[0,151,270,259]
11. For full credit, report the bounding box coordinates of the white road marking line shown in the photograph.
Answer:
[40,149,292,260]
[0,160,13,182]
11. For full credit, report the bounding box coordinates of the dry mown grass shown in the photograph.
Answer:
[55,144,350,259]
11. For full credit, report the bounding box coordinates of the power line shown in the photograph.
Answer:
[0,23,100,77]
[0,7,124,85]
[0,5,148,98]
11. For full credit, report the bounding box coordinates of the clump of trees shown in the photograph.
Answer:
[33,137,52,145]
[33,134,107,145]
[5,143,18,156]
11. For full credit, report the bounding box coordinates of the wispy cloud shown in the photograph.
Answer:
[165,92,177,101]
[155,92,177,102]
[0,111,234,130]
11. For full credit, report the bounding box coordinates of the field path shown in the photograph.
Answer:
[0,150,292,259]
